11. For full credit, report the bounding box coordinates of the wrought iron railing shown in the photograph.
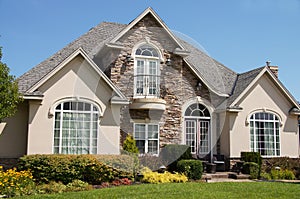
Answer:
[134,74,160,97]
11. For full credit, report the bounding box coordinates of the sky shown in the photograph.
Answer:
[1,0,300,100]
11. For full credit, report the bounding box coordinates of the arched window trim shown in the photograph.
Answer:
[132,41,164,62]
[49,97,103,118]
[182,98,214,155]
[132,42,162,98]
[245,109,283,126]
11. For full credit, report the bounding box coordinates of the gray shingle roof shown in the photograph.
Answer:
[17,17,261,106]
[18,22,126,94]
[227,67,265,106]
[178,38,237,95]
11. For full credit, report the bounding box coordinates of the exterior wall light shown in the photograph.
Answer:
[165,58,171,66]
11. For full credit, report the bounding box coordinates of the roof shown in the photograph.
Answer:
[19,7,297,109]
[18,22,126,94]
[178,38,237,95]
[227,67,265,106]
[18,8,238,98]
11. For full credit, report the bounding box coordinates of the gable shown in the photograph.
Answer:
[27,48,128,104]
[229,67,300,111]
[109,7,186,51]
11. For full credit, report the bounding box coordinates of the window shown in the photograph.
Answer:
[250,112,280,157]
[134,44,160,97]
[134,123,159,155]
[53,101,98,154]
[184,103,210,155]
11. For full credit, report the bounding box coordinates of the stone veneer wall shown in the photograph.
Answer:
[108,14,212,148]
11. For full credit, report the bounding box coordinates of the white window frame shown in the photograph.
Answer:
[134,123,159,155]
[53,101,99,154]
[250,112,280,157]
[184,103,211,155]
[133,44,160,98]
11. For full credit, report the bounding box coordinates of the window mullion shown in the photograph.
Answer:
[145,124,148,154]
[59,107,63,154]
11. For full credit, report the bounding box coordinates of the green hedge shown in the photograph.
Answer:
[159,144,192,172]
[177,160,203,180]
[242,162,259,179]
[18,154,132,185]
[241,152,262,176]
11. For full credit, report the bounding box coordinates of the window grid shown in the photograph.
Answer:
[134,44,160,98]
[250,112,280,157]
[134,123,159,155]
[54,101,98,154]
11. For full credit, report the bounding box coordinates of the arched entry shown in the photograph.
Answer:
[184,103,210,156]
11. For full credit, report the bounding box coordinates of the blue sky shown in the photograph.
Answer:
[1,0,300,100]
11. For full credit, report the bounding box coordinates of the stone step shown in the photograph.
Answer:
[228,172,250,179]
[202,172,250,181]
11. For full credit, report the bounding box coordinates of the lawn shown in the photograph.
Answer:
[18,182,299,199]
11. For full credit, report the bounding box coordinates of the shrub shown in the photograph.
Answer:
[270,169,296,180]
[160,144,192,172]
[37,180,93,194]
[0,166,35,197]
[122,134,139,154]
[111,178,132,186]
[18,154,131,185]
[139,154,163,171]
[141,167,188,184]
[93,154,135,178]
[242,162,259,179]
[37,181,66,194]
[241,152,262,176]
[177,160,203,180]
[262,157,300,179]
[66,180,93,192]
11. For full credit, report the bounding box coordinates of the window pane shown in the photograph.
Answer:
[54,101,98,155]
[136,140,145,154]
[250,112,280,157]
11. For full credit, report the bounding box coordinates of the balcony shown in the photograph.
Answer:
[129,75,166,111]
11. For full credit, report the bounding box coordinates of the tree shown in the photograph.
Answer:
[0,47,22,122]
[123,134,139,154]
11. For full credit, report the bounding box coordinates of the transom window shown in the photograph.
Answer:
[134,44,160,97]
[53,101,98,154]
[134,123,159,155]
[135,44,159,57]
[250,112,280,157]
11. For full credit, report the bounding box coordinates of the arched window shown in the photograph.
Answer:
[134,44,160,97]
[250,112,280,157]
[53,101,99,154]
[184,103,210,155]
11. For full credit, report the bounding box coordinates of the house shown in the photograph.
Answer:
[0,8,299,164]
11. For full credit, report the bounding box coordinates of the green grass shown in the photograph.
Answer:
[17,182,299,199]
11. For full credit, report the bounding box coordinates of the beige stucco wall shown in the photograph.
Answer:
[27,55,122,155]
[229,74,299,158]
[0,102,29,158]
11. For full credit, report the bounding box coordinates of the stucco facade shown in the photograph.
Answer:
[0,8,299,161]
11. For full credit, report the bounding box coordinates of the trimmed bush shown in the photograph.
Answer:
[94,154,135,176]
[242,162,259,179]
[177,160,203,180]
[160,144,192,172]
[141,167,188,184]
[241,152,262,176]
[18,154,132,185]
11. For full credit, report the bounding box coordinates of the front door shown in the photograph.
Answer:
[185,119,210,156]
